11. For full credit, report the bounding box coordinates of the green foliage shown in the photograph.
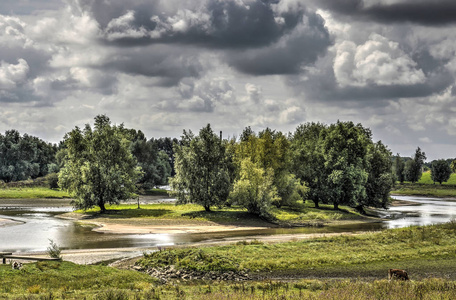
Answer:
[405,147,427,183]
[170,124,232,211]
[233,127,302,211]
[58,115,143,212]
[46,172,59,189]
[0,130,58,182]
[291,122,327,208]
[0,186,69,198]
[47,239,62,259]
[140,248,240,272]
[0,261,155,298]
[126,129,171,189]
[362,141,394,209]
[394,153,406,183]
[431,159,452,184]
[291,122,393,211]
[229,159,278,219]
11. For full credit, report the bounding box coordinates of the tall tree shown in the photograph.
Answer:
[126,129,171,189]
[150,137,180,176]
[58,115,142,212]
[290,122,327,208]
[170,124,232,211]
[234,127,300,208]
[362,141,394,210]
[229,158,278,219]
[320,121,371,210]
[431,159,452,185]
[405,147,426,183]
[394,153,405,184]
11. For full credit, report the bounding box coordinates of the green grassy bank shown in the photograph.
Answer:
[391,171,456,198]
[0,187,69,199]
[3,223,456,299]
[75,200,366,227]
[138,222,456,278]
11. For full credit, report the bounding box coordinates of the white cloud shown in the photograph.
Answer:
[0,59,29,89]
[334,33,426,87]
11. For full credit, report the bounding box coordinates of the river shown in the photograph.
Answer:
[0,195,455,254]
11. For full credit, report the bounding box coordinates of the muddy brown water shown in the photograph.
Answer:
[1,195,455,253]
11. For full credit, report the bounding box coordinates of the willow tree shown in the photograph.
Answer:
[58,115,142,212]
[170,124,231,211]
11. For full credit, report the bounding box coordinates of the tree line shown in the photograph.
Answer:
[170,121,395,218]
[0,117,176,192]
[4,115,454,215]
[394,148,456,185]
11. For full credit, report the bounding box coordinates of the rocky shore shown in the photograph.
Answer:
[133,264,251,283]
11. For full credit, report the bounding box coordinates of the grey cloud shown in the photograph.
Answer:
[78,0,305,48]
[228,13,332,75]
[318,0,456,26]
[290,52,454,105]
[104,45,204,86]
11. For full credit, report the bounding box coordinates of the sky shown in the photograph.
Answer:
[0,0,455,161]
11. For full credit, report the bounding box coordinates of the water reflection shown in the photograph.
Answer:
[1,195,456,252]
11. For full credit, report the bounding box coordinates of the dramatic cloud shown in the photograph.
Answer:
[1,0,456,160]
[318,0,456,25]
[334,34,425,87]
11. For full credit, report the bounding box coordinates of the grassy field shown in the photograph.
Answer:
[0,187,69,199]
[417,171,456,185]
[138,222,456,277]
[3,224,456,299]
[391,171,456,197]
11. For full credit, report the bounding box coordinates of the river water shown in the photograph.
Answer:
[0,195,455,253]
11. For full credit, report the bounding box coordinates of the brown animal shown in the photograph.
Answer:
[388,269,409,281]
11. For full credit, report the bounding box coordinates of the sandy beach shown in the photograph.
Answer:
[0,218,22,227]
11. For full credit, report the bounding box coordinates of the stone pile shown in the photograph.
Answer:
[133,265,251,283]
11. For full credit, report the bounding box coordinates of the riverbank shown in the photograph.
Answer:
[58,200,375,236]
[3,223,456,299]
[391,183,456,198]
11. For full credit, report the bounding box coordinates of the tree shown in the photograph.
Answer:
[405,147,426,183]
[320,121,370,210]
[229,158,278,219]
[0,130,58,182]
[234,127,300,208]
[150,137,180,176]
[126,129,171,189]
[362,141,394,210]
[169,124,232,211]
[431,159,452,184]
[58,115,143,212]
[290,122,327,208]
[451,160,456,173]
[394,153,405,184]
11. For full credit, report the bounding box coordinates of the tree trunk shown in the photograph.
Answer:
[313,200,319,208]
[204,205,211,212]
[99,201,106,213]
[334,202,339,210]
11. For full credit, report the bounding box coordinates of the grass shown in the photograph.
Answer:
[75,200,366,227]
[0,187,70,199]
[4,224,456,299]
[138,222,456,277]
[418,171,456,185]
[391,171,456,197]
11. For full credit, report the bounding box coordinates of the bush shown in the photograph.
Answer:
[47,239,61,259]
[46,173,59,189]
